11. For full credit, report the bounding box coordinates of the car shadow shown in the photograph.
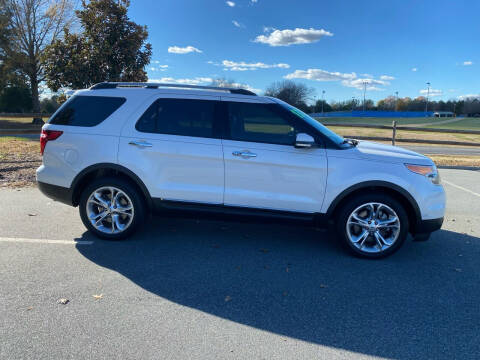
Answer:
[76,215,480,359]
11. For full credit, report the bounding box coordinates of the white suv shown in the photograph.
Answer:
[36,82,445,258]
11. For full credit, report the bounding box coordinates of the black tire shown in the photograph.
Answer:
[336,193,409,259]
[79,177,146,240]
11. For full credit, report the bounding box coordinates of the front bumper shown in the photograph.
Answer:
[37,181,73,206]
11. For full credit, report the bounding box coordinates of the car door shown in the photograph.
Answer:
[222,98,327,213]
[118,94,224,204]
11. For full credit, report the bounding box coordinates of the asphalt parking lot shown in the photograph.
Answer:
[1,168,479,360]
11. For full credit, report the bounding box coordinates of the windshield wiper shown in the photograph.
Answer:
[342,138,359,146]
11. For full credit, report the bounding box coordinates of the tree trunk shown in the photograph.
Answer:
[30,73,41,113]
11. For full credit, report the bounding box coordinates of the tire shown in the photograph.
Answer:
[336,193,409,259]
[79,177,146,240]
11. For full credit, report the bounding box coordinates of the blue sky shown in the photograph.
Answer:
[128,0,479,103]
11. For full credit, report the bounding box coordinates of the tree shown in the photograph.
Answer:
[43,0,152,91]
[265,80,314,112]
[4,0,75,112]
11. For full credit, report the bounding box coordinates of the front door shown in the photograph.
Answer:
[222,98,327,213]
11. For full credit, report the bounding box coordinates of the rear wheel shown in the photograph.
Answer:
[336,193,409,258]
[79,177,146,240]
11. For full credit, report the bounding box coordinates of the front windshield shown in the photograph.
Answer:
[277,100,345,146]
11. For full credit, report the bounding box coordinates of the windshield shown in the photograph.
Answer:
[276,100,345,146]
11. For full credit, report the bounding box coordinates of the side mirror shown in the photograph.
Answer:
[295,133,315,148]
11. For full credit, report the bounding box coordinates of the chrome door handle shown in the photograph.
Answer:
[129,140,153,148]
[232,150,257,158]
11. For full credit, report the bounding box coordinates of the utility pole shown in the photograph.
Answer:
[395,91,399,111]
[425,82,431,113]
[453,102,456,117]
[321,90,325,115]
[363,81,368,112]
[351,97,356,112]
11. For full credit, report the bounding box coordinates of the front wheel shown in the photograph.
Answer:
[336,194,409,258]
[79,177,146,240]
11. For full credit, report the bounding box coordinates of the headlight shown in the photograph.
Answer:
[405,164,441,185]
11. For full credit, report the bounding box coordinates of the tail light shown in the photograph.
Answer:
[40,129,63,155]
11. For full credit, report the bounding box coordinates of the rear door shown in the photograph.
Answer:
[118,95,224,204]
[221,98,328,213]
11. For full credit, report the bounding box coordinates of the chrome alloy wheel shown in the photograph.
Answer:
[86,186,134,234]
[346,202,400,253]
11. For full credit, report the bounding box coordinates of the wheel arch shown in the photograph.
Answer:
[326,181,421,233]
[70,163,152,209]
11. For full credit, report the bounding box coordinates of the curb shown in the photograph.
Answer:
[438,165,480,171]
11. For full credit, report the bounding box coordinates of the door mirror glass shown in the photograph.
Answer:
[295,133,315,148]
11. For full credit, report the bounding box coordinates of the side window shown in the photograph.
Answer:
[136,98,216,138]
[49,96,126,127]
[227,102,300,145]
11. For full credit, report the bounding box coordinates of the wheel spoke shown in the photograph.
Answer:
[114,205,132,215]
[349,213,369,228]
[93,192,109,208]
[352,230,369,244]
[91,211,108,226]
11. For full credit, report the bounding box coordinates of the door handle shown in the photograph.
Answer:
[232,150,257,158]
[129,140,153,148]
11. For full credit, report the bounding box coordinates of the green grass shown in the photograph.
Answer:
[424,118,480,130]
[317,117,456,126]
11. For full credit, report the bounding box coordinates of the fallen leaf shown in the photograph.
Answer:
[235,266,241,270]
[286,267,290,273]
[28,213,37,217]
[282,291,288,297]
[212,244,220,248]
[319,284,328,288]
[26,306,33,311]
[224,296,232,302]
[57,298,69,305]
[260,248,269,253]
[454,268,462,273]
[458,254,463,257]
[264,265,270,269]
[92,294,103,300]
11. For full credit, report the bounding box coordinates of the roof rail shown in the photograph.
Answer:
[89,82,257,96]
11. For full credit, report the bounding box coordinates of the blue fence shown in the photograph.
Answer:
[311,111,434,118]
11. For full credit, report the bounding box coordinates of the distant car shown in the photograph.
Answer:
[36,82,445,258]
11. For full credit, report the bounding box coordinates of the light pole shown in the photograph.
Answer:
[352,97,356,112]
[425,82,431,113]
[395,91,399,111]
[321,90,325,115]
[363,81,368,112]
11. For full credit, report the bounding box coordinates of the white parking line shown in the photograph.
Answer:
[443,180,480,198]
[0,237,94,245]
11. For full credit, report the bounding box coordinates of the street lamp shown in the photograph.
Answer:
[363,81,368,112]
[425,82,431,114]
[321,90,326,115]
[395,91,399,111]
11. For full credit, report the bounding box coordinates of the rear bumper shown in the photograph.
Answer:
[37,181,73,206]
[415,217,444,234]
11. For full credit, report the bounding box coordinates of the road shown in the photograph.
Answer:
[1,169,480,359]
[403,144,480,156]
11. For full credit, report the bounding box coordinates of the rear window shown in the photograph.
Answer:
[49,95,126,127]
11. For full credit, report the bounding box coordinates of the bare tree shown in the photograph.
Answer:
[6,0,75,112]
[265,80,314,111]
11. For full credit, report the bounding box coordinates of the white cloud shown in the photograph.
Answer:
[380,75,395,81]
[149,64,168,71]
[458,94,480,100]
[463,60,473,66]
[411,67,417,72]
[251,0,258,2]
[284,68,356,81]
[226,1,235,7]
[254,27,333,47]
[342,78,389,91]
[232,20,244,28]
[221,60,290,71]
[168,46,202,54]
[361,73,373,78]
[420,88,443,97]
